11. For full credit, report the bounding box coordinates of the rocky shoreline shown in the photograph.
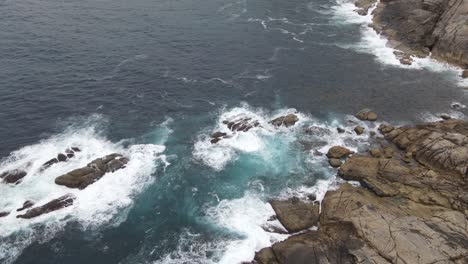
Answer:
[354,0,468,77]
[251,115,468,263]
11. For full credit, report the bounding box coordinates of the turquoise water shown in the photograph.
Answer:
[0,0,467,263]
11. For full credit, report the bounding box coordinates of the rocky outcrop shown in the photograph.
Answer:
[17,194,75,219]
[253,119,468,264]
[41,147,81,170]
[364,0,468,68]
[223,118,260,132]
[1,169,27,184]
[269,197,320,233]
[55,153,129,189]
[269,114,299,128]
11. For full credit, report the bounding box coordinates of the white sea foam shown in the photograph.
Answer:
[192,104,307,171]
[0,116,168,263]
[208,193,289,264]
[332,0,467,87]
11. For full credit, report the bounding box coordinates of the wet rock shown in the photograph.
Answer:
[41,147,81,170]
[378,123,394,134]
[1,170,27,184]
[394,50,413,65]
[355,109,378,121]
[440,114,452,120]
[223,118,259,132]
[383,147,393,158]
[269,198,319,233]
[55,153,129,189]
[369,148,382,158]
[307,194,317,201]
[328,158,342,168]
[462,70,468,79]
[354,126,365,135]
[269,114,299,128]
[211,132,227,138]
[254,247,279,264]
[337,127,345,133]
[17,201,34,212]
[369,131,376,137]
[17,194,74,219]
[210,132,227,144]
[354,0,377,15]
[0,211,10,218]
[326,146,354,159]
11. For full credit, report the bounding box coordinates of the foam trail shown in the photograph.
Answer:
[0,115,168,263]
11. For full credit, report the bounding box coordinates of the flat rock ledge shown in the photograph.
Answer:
[55,153,129,190]
[252,119,468,264]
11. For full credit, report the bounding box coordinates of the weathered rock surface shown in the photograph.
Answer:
[55,153,129,189]
[254,119,468,264]
[17,194,75,219]
[269,197,320,233]
[1,169,27,184]
[326,146,354,159]
[269,114,299,127]
[368,0,468,68]
[355,108,378,121]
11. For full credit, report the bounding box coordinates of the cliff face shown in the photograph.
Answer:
[252,119,468,264]
[357,0,468,68]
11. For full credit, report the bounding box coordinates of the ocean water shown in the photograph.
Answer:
[0,0,466,263]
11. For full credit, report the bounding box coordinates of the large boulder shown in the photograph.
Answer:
[269,197,320,233]
[55,153,129,189]
[355,109,378,121]
[17,194,75,219]
[326,146,354,159]
[269,114,299,128]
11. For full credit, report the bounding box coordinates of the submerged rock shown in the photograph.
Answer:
[55,153,129,189]
[269,198,319,233]
[1,170,27,184]
[269,114,299,127]
[17,194,75,219]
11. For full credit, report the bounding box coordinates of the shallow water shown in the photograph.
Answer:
[0,0,467,263]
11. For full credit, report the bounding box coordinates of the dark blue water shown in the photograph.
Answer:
[0,0,466,263]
